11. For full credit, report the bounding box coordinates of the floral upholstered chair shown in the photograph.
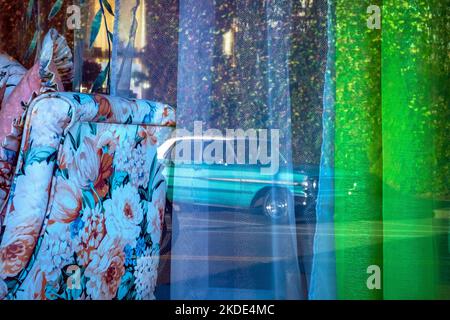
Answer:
[0,92,176,300]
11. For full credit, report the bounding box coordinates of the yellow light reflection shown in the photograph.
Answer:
[223,30,234,57]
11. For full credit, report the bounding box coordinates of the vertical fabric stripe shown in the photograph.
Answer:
[309,0,337,300]
[382,0,448,299]
[334,0,382,299]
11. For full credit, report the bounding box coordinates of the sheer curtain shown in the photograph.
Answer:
[170,0,309,300]
[309,0,336,300]
[170,0,216,300]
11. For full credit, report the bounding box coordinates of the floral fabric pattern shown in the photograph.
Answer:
[0,92,175,300]
[0,53,26,106]
[0,54,26,214]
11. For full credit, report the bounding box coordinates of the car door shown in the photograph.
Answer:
[192,138,243,208]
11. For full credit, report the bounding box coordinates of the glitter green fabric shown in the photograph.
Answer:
[334,0,382,300]
[335,0,448,299]
[382,0,449,299]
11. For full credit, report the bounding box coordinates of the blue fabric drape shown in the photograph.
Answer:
[170,0,216,300]
[265,0,303,300]
[309,0,337,300]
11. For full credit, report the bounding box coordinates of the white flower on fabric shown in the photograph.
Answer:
[70,137,100,189]
[51,178,82,224]
[29,99,71,147]
[134,248,159,300]
[112,131,136,173]
[113,142,133,173]
[76,204,106,266]
[128,144,153,189]
[12,161,51,219]
[15,266,55,300]
[96,130,119,154]
[113,140,153,189]
[0,213,40,278]
[104,184,143,248]
[37,224,75,283]
[85,236,125,300]
[146,202,162,246]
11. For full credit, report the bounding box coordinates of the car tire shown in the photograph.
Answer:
[261,188,293,223]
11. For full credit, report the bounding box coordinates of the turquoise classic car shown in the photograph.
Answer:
[158,136,318,221]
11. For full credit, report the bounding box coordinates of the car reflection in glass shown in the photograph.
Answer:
[155,135,320,299]
[158,135,318,223]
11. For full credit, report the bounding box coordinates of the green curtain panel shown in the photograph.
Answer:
[382,0,449,299]
[334,0,382,300]
[334,0,448,299]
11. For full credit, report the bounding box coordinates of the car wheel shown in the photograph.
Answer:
[262,189,292,221]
